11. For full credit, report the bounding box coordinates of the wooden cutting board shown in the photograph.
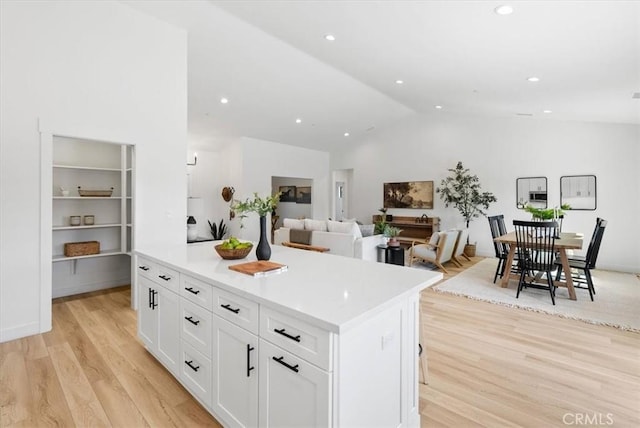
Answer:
[228,260,288,276]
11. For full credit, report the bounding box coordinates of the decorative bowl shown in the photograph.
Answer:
[214,243,253,260]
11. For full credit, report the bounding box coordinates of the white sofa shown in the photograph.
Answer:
[274,218,384,262]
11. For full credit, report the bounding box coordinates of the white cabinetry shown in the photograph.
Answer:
[137,259,180,375]
[136,248,428,428]
[212,316,259,427]
[259,339,330,427]
[51,136,134,297]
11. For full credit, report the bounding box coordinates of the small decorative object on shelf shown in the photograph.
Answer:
[77,186,114,197]
[83,215,95,225]
[208,219,228,240]
[70,216,81,226]
[231,192,281,260]
[64,241,100,257]
[59,186,69,197]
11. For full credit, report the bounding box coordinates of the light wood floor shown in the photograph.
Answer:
[1,258,638,427]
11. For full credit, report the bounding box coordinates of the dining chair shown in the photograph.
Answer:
[555,218,607,301]
[513,220,559,305]
[488,215,514,283]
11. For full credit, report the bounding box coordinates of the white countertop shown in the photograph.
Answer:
[135,242,442,333]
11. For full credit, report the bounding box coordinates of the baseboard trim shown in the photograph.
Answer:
[52,278,131,299]
[0,321,40,343]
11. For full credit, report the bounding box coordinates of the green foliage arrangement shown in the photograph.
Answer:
[374,207,388,234]
[208,219,228,240]
[523,204,571,220]
[383,225,403,238]
[436,161,497,230]
[231,192,281,227]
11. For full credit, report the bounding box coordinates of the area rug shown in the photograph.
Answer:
[431,258,640,332]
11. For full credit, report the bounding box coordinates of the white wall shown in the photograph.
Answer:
[0,1,187,342]
[331,113,640,273]
[227,137,330,241]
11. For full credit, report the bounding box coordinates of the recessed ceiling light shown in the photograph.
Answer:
[220,97,229,104]
[527,77,540,82]
[324,34,336,41]
[395,80,404,84]
[494,5,514,15]
[344,132,350,137]
[295,118,302,124]
[435,105,443,109]
[543,110,552,114]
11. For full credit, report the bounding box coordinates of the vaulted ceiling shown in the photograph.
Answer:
[124,1,640,151]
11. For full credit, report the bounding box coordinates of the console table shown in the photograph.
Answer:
[373,215,440,242]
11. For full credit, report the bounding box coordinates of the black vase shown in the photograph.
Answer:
[256,215,271,261]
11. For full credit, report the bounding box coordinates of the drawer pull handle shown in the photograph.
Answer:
[158,274,171,281]
[274,328,301,342]
[185,360,200,372]
[272,356,299,373]
[138,265,150,271]
[247,344,255,377]
[185,316,200,326]
[185,287,200,295]
[221,304,240,314]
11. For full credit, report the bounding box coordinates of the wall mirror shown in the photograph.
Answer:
[560,175,597,210]
[516,177,547,209]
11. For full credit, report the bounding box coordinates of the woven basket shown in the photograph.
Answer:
[214,244,253,260]
[78,186,114,197]
[64,241,100,257]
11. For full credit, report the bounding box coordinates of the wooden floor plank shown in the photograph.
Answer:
[0,352,32,426]
[48,342,111,427]
[24,356,75,428]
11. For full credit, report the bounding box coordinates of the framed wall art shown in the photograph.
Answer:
[296,186,311,204]
[383,181,434,209]
[278,185,297,202]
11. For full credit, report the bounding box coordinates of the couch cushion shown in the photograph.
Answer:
[342,218,357,223]
[304,219,327,231]
[327,219,361,237]
[283,218,305,229]
[359,224,375,237]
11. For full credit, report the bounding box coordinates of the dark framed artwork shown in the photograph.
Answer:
[279,186,297,202]
[296,186,311,204]
[383,181,434,209]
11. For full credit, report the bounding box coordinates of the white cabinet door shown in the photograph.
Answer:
[258,339,330,428]
[138,277,157,349]
[156,285,180,374]
[212,316,259,428]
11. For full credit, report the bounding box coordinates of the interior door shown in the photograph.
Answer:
[334,181,344,221]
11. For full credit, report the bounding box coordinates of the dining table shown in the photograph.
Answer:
[494,231,584,300]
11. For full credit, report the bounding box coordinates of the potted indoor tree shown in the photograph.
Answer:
[436,161,497,257]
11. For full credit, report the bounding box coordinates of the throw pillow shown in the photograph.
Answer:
[327,219,353,234]
[428,232,440,248]
[342,218,357,223]
[304,218,328,232]
[359,224,375,237]
[283,218,305,230]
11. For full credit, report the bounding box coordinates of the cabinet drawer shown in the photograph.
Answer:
[212,288,259,335]
[136,257,155,280]
[180,274,213,309]
[154,264,180,293]
[180,299,213,357]
[260,307,332,371]
[180,340,212,408]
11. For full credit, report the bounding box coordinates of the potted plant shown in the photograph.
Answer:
[384,225,403,247]
[374,207,388,234]
[523,204,570,221]
[231,192,281,260]
[436,161,497,257]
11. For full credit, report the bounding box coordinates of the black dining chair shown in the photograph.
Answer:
[555,218,607,301]
[488,215,514,283]
[513,220,559,305]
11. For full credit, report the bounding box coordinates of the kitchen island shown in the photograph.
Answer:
[135,242,442,427]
